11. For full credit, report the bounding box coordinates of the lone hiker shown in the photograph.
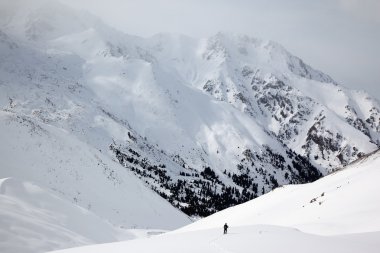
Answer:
[223,223,229,234]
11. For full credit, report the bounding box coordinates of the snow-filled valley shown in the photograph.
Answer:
[51,149,380,253]
[0,0,379,252]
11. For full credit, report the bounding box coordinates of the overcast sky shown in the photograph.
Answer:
[63,0,380,100]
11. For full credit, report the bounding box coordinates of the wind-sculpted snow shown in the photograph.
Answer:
[0,0,379,222]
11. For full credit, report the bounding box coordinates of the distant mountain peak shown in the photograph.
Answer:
[0,0,379,220]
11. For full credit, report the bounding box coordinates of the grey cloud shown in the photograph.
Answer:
[338,0,380,23]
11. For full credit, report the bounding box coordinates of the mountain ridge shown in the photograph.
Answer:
[0,0,379,219]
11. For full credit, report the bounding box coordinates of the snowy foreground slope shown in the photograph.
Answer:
[0,178,134,253]
[52,226,380,253]
[176,149,380,235]
[52,150,380,253]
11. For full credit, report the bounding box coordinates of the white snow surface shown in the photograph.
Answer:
[1,1,380,252]
[51,226,380,253]
[0,176,171,253]
[0,110,190,252]
[176,150,380,236]
[0,177,132,253]
[51,150,380,253]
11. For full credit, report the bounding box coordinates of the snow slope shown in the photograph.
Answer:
[0,177,134,253]
[50,150,380,253]
[0,1,379,251]
[0,110,191,230]
[0,0,379,232]
[176,150,380,235]
[0,110,190,252]
[51,225,380,253]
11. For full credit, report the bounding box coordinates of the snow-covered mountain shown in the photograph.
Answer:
[176,148,380,235]
[50,148,380,253]
[0,109,191,253]
[0,0,379,222]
